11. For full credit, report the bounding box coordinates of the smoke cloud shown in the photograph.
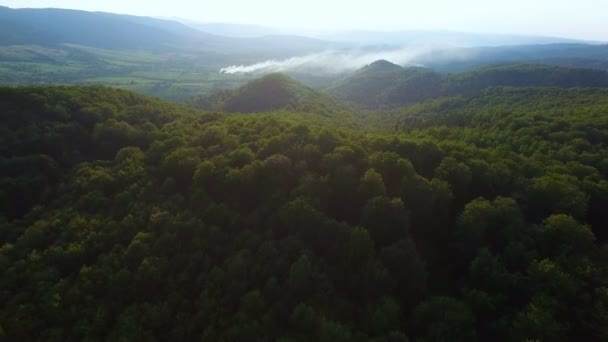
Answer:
[219,47,434,74]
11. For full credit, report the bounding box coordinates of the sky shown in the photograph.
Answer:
[1,0,606,41]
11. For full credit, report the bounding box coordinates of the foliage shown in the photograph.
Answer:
[1,84,608,341]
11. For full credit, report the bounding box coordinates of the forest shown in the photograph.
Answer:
[1,80,608,341]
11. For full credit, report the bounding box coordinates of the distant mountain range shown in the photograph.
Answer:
[174,21,598,47]
[413,44,608,72]
[191,60,608,113]
[0,6,207,50]
[2,5,608,103]
[2,5,607,66]
[0,6,333,56]
[327,60,608,107]
[319,30,597,47]
[179,22,283,38]
[6,3,594,50]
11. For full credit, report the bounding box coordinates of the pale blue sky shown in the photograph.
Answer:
[1,0,606,41]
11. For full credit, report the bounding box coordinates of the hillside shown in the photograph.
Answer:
[184,22,282,37]
[0,6,209,50]
[328,61,608,107]
[322,30,590,47]
[0,6,334,54]
[2,85,608,341]
[192,73,348,115]
[415,43,608,72]
[447,63,608,90]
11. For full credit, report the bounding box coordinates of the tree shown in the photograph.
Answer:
[412,296,476,342]
[435,157,472,206]
[362,196,410,247]
[456,197,526,259]
[161,147,201,187]
[380,239,427,303]
[359,168,387,201]
[369,152,415,196]
[511,295,567,342]
[527,174,589,220]
[290,303,320,338]
[288,255,316,300]
[371,297,402,335]
[541,214,595,259]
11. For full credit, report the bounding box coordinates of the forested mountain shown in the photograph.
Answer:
[327,60,442,107]
[0,6,333,54]
[448,63,608,89]
[0,6,209,50]
[321,30,591,47]
[328,61,608,107]
[2,84,608,341]
[191,73,349,115]
[414,43,608,72]
[183,22,282,38]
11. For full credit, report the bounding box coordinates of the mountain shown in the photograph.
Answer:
[0,6,210,50]
[447,63,608,89]
[0,6,334,55]
[224,35,336,58]
[321,30,593,47]
[193,73,346,114]
[327,60,442,107]
[415,43,608,72]
[182,22,282,38]
[4,6,607,104]
[328,60,608,107]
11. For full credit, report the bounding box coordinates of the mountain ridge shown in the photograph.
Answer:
[328,61,608,107]
[0,6,210,49]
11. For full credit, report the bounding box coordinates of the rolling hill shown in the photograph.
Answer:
[414,43,608,72]
[182,22,282,38]
[327,60,442,107]
[447,63,608,90]
[0,6,334,54]
[0,6,210,50]
[321,30,593,47]
[328,60,608,107]
[192,73,348,114]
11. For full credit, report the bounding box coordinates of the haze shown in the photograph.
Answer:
[1,0,606,41]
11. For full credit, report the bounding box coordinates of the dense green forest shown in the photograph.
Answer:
[1,82,608,341]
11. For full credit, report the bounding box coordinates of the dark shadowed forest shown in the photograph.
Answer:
[2,83,608,341]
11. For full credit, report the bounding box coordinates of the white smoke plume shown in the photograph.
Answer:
[219,47,436,75]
